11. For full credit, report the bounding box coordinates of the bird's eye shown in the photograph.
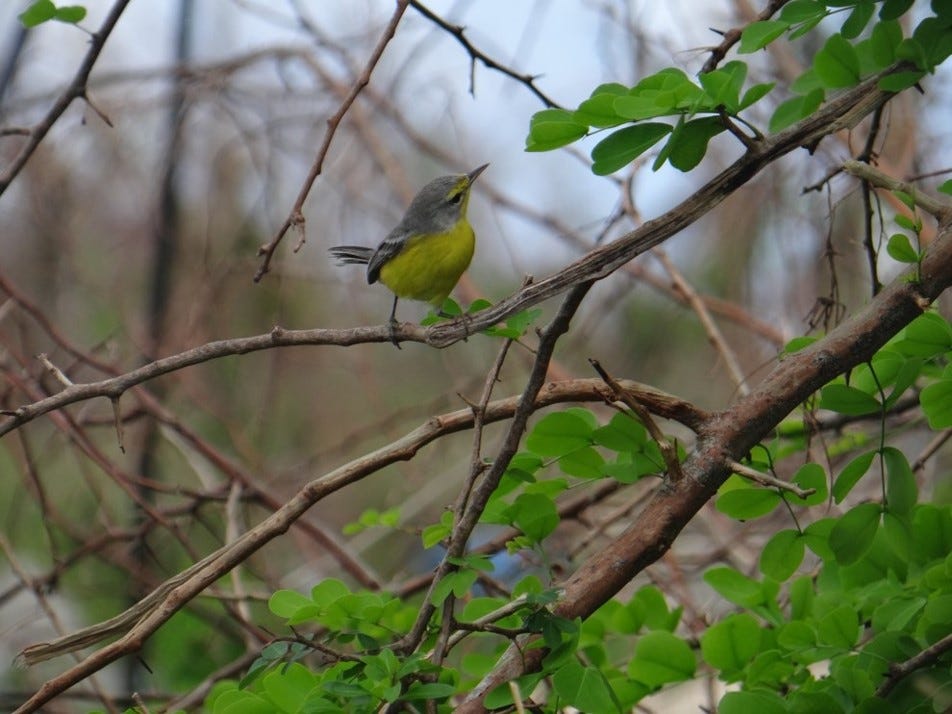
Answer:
[448,192,463,204]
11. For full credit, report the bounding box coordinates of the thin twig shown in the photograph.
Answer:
[253,0,410,282]
[13,375,688,668]
[433,336,515,667]
[0,0,131,195]
[407,0,558,108]
[590,358,684,481]
[876,631,952,698]
[397,283,594,655]
[844,160,952,221]
[728,459,817,499]
[654,248,751,396]
[701,0,791,73]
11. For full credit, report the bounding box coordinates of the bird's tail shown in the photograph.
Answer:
[328,245,374,266]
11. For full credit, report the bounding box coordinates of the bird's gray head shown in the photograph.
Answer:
[399,164,488,234]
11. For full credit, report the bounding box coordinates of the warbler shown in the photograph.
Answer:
[329,163,488,345]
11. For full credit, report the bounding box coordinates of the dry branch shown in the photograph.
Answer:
[12,376,695,712]
[457,212,952,710]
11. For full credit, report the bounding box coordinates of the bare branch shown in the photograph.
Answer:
[844,159,952,222]
[457,214,952,710]
[0,0,132,196]
[728,459,817,499]
[253,0,411,282]
[407,0,559,108]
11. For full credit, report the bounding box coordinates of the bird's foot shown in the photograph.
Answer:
[388,318,402,349]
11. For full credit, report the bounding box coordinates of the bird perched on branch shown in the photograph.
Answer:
[329,163,488,346]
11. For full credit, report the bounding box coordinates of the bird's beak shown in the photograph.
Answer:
[467,163,489,182]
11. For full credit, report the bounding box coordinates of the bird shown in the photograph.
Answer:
[329,163,488,346]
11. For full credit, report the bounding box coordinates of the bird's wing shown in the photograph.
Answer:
[366,226,410,284]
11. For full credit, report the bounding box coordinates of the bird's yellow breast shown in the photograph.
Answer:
[377,220,475,306]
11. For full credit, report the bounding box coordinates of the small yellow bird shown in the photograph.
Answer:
[329,164,488,345]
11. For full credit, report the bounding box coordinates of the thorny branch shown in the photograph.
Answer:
[253,0,410,282]
[0,64,914,440]
[0,0,131,195]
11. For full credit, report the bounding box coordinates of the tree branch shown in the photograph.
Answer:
[457,214,952,710]
[13,374,696,713]
[0,66,910,439]
[253,0,410,282]
[0,0,132,196]
[407,0,559,108]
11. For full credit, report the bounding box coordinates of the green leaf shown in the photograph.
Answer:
[739,20,790,53]
[591,123,671,175]
[53,5,86,23]
[484,673,543,708]
[886,233,919,263]
[882,509,913,559]
[509,492,559,542]
[870,20,903,67]
[938,179,952,196]
[783,335,818,354]
[665,116,725,171]
[814,34,861,88]
[896,312,952,356]
[921,378,952,428]
[261,664,319,712]
[841,1,875,39]
[789,576,815,619]
[791,67,823,94]
[18,0,55,27]
[739,82,775,110]
[269,589,315,618]
[913,16,952,69]
[719,690,786,714]
[592,412,647,452]
[612,69,697,120]
[700,613,762,674]
[871,595,926,632]
[698,61,747,111]
[819,383,881,415]
[878,70,926,92]
[780,1,826,23]
[883,446,917,514]
[895,212,919,231]
[627,585,680,632]
[432,569,477,606]
[777,619,818,651]
[558,446,605,478]
[310,578,350,606]
[401,682,456,701]
[628,631,695,686]
[525,109,588,152]
[833,451,876,503]
[484,307,542,338]
[769,87,824,133]
[551,660,621,713]
[789,462,829,507]
[526,410,594,455]
[716,487,782,520]
[704,567,764,608]
[760,529,805,581]
[830,503,881,565]
[574,91,628,128]
[817,605,860,648]
[803,518,836,560]
[879,0,914,21]
[422,511,453,548]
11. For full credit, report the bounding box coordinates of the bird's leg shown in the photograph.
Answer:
[388,295,402,349]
